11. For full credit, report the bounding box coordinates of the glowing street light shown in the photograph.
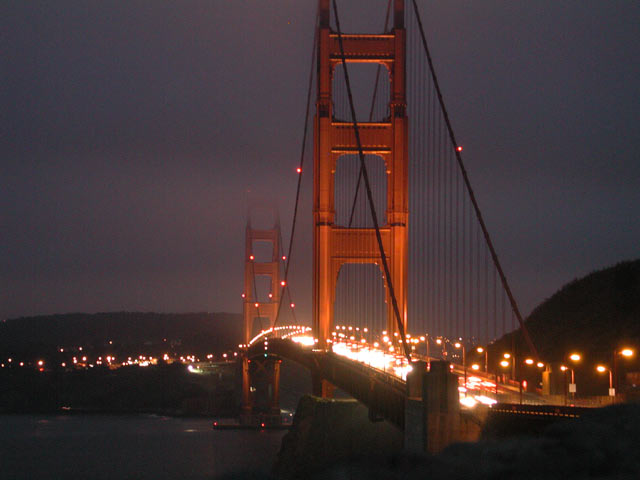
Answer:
[596,365,615,399]
[454,342,467,394]
[476,346,488,372]
[495,359,510,396]
[565,353,581,400]
[613,347,635,396]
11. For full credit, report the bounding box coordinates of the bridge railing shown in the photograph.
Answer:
[246,325,313,347]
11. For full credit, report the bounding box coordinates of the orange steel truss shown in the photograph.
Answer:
[313,0,408,349]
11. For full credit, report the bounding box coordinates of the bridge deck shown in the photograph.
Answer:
[246,337,595,430]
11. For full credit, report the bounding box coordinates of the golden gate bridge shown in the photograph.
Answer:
[234,0,602,452]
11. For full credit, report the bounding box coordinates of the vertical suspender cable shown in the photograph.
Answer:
[409,0,539,360]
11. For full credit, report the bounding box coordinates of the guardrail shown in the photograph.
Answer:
[492,403,592,418]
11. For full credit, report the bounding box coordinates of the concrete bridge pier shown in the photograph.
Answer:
[404,360,461,454]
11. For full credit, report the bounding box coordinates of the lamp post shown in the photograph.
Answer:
[523,358,545,395]
[435,337,446,359]
[613,348,634,399]
[567,353,581,400]
[419,335,429,368]
[496,359,509,398]
[476,346,488,373]
[560,365,568,405]
[454,341,467,395]
[503,352,514,380]
[596,365,614,401]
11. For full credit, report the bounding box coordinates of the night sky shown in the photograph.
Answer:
[2,1,639,321]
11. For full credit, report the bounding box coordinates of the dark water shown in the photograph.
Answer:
[0,415,285,480]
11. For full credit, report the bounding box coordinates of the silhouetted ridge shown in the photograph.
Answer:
[0,312,242,357]
[504,259,640,361]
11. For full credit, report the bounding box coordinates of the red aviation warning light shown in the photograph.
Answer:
[456,146,463,152]
[296,167,302,174]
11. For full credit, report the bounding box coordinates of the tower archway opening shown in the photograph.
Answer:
[334,263,387,335]
[333,63,390,123]
[334,154,387,228]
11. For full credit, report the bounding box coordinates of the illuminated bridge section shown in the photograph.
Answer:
[246,324,512,409]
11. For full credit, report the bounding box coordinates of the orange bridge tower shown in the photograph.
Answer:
[241,215,282,422]
[313,0,409,350]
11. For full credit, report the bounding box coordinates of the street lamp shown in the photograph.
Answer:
[420,335,430,367]
[596,365,615,400]
[503,352,516,379]
[522,358,545,393]
[476,346,488,373]
[613,348,634,397]
[496,359,510,396]
[568,353,581,399]
[560,365,569,405]
[454,341,467,394]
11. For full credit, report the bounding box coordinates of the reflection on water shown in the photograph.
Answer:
[0,415,285,480]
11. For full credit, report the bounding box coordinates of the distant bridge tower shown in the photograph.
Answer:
[242,218,281,345]
[241,211,282,422]
[313,0,409,349]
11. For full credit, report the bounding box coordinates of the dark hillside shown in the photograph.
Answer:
[0,312,243,358]
[499,259,640,363]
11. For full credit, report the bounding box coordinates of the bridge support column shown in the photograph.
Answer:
[423,361,460,454]
[270,360,281,415]
[403,361,461,454]
[404,361,427,453]
[241,356,282,425]
[241,356,252,420]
